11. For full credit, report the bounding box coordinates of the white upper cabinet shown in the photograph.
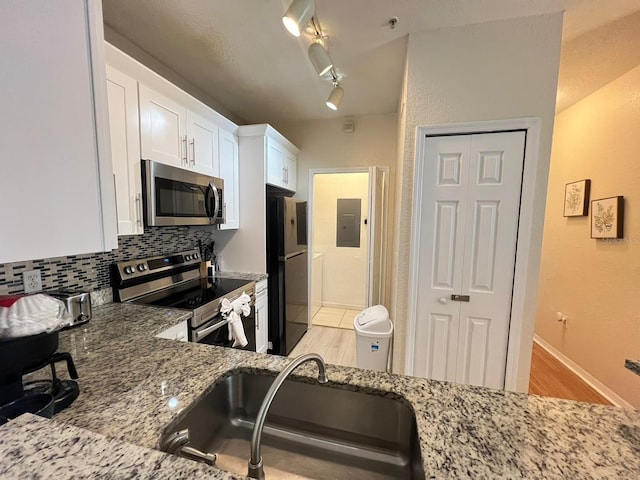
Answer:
[106,43,240,233]
[139,84,188,168]
[218,130,240,230]
[139,84,221,177]
[267,140,285,186]
[284,151,297,192]
[266,137,298,192]
[187,111,219,177]
[106,66,143,236]
[0,1,117,263]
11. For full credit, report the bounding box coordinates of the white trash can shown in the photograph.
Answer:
[354,305,393,372]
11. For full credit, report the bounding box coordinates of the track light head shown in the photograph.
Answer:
[308,41,333,76]
[282,0,315,37]
[326,83,344,111]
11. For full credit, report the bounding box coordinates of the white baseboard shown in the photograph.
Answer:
[320,301,365,311]
[533,335,634,410]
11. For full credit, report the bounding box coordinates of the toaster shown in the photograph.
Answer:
[47,289,92,327]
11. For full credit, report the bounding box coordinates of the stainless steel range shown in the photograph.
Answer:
[112,249,256,350]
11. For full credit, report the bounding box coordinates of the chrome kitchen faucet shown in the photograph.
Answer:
[247,353,329,479]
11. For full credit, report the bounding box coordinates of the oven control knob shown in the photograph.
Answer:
[185,254,192,261]
[124,266,134,275]
[137,264,146,272]
[193,253,199,260]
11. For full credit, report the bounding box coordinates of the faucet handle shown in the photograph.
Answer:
[161,429,217,467]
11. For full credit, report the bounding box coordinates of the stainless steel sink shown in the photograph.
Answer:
[161,371,425,479]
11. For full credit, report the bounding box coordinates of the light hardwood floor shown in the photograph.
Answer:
[528,341,612,406]
[289,325,357,368]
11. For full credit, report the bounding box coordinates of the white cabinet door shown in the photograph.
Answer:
[155,321,188,342]
[188,111,219,176]
[0,0,117,263]
[139,84,187,168]
[266,140,285,188]
[218,129,240,230]
[284,151,297,191]
[266,138,297,192]
[255,281,268,354]
[106,66,143,236]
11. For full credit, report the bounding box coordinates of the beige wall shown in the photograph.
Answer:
[536,64,640,408]
[393,13,563,378]
[279,113,398,309]
[313,173,369,310]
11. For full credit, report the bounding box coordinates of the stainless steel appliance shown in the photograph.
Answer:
[47,290,92,327]
[142,160,225,226]
[112,249,256,349]
[266,194,308,355]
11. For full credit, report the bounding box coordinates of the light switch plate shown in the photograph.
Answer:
[23,270,42,293]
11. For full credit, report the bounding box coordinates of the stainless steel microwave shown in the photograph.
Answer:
[142,160,224,226]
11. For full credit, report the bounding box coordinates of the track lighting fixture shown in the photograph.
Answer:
[282,0,345,111]
[325,82,344,111]
[308,40,333,76]
[282,0,315,37]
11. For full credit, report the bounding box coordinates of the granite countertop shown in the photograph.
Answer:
[1,302,640,479]
[212,272,268,282]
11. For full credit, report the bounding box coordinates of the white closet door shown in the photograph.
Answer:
[414,135,471,381]
[413,131,525,389]
[455,132,525,388]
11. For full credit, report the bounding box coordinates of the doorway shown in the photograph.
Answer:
[308,167,388,331]
[406,118,544,391]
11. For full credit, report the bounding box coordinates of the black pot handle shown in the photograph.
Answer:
[49,352,78,379]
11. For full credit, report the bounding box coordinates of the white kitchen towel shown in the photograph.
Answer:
[220,292,251,348]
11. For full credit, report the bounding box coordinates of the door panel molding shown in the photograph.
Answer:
[470,200,499,292]
[406,118,543,393]
[433,201,458,288]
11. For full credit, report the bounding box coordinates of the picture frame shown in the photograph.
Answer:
[563,179,590,217]
[591,196,624,239]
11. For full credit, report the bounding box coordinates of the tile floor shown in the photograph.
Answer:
[311,307,361,330]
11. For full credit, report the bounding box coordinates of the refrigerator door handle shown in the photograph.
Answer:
[280,250,307,261]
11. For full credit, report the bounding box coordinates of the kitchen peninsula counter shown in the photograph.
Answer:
[1,302,639,479]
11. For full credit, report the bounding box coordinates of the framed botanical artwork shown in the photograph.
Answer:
[564,179,590,217]
[591,196,624,239]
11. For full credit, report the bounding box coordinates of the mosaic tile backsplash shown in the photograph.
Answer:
[0,227,216,295]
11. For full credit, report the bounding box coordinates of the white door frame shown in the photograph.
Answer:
[307,167,389,328]
[405,118,542,392]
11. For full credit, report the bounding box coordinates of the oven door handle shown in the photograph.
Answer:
[193,318,228,342]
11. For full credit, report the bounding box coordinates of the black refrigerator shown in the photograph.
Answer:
[266,195,308,356]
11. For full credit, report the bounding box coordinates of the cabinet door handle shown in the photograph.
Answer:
[256,308,259,331]
[282,166,286,184]
[182,135,188,166]
[189,138,195,166]
[135,193,143,228]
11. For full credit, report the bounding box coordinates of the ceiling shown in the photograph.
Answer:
[102,0,640,125]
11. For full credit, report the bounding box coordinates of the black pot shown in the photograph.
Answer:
[0,331,59,376]
[0,331,59,404]
[0,393,55,421]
